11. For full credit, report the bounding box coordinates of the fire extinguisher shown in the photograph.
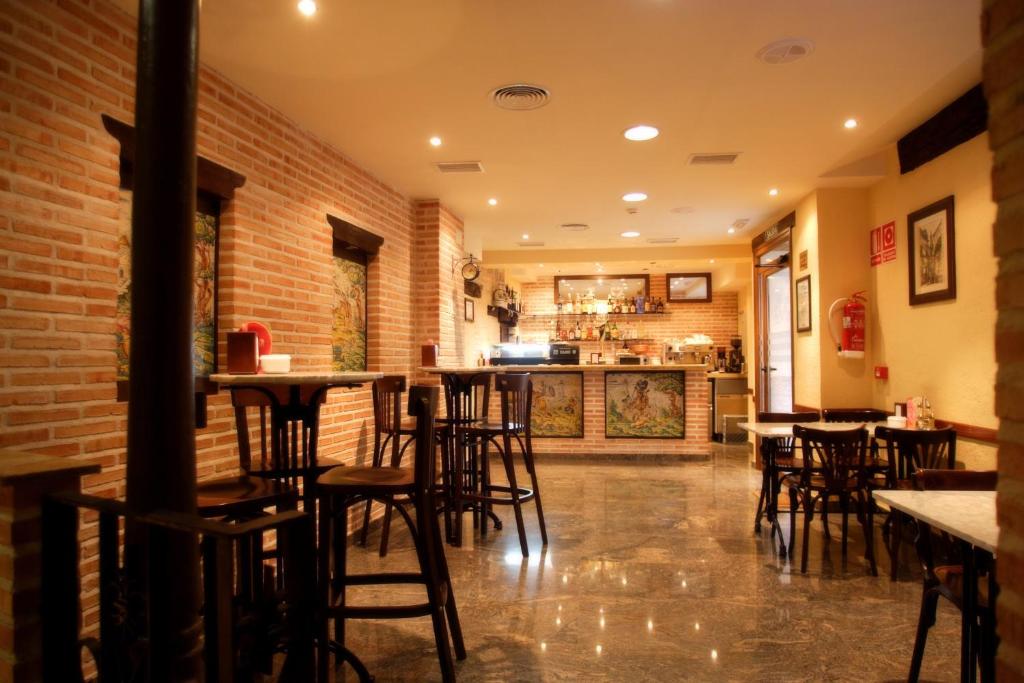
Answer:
[827,291,866,359]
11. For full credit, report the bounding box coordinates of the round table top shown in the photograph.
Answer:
[210,371,382,386]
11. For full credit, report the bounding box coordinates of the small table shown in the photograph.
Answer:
[874,490,998,683]
[210,371,382,511]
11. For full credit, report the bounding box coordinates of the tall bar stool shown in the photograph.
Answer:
[460,373,548,557]
[317,385,465,683]
[358,375,417,555]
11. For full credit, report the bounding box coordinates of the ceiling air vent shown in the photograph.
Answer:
[732,218,750,229]
[646,237,678,245]
[559,223,590,232]
[756,38,814,65]
[491,84,551,111]
[688,152,740,166]
[517,241,545,247]
[435,161,484,173]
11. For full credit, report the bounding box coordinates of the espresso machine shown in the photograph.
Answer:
[725,337,745,373]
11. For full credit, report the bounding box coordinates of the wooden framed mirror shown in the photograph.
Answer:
[666,273,712,303]
[553,274,649,303]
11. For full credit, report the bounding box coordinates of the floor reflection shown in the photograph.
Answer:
[336,444,961,682]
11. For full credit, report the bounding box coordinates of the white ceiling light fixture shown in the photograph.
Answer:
[727,227,736,234]
[768,188,779,196]
[488,198,498,206]
[622,192,648,202]
[297,0,317,17]
[522,233,529,239]
[429,136,442,146]
[623,125,659,141]
[621,231,640,238]
[844,118,859,129]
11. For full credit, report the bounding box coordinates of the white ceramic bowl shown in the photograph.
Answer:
[886,415,908,428]
[260,354,291,374]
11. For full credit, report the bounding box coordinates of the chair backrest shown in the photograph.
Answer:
[913,468,996,491]
[875,426,956,481]
[495,373,531,432]
[442,372,491,424]
[822,408,889,423]
[757,411,820,423]
[793,425,869,489]
[372,375,407,434]
[230,387,322,483]
[408,385,440,493]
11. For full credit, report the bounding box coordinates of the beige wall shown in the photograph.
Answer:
[791,191,822,410]
[866,135,997,468]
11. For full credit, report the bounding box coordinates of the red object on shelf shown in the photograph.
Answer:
[240,321,273,355]
[874,366,889,380]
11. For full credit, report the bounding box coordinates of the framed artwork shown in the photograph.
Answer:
[907,196,956,305]
[464,298,475,322]
[795,274,812,332]
[529,372,584,438]
[666,273,712,303]
[117,192,220,380]
[605,371,686,439]
[331,247,368,371]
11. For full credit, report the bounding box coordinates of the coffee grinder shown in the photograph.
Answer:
[726,337,745,373]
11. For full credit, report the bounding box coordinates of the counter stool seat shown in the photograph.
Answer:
[196,474,297,514]
[321,465,415,495]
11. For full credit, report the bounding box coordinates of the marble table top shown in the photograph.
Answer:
[873,490,998,553]
[210,371,382,385]
[420,363,707,373]
[738,420,889,437]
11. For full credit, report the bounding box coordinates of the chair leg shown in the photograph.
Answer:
[909,589,940,683]
[863,492,878,576]
[379,496,396,557]
[889,511,902,582]
[412,498,457,683]
[501,432,530,557]
[523,435,548,545]
[840,492,850,559]
[788,486,798,560]
[801,493,814,574]
[754,466,769,533]
[317,494,332,681]
[821,493,831,541]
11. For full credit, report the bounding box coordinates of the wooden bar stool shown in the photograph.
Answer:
[358,375,418,556]
[460,373,548,557]
[317,385,465,683]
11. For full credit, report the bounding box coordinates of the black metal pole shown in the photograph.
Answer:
[125,0,203,679]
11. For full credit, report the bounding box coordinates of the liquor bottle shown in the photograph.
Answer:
[557,296,564,314]
[575,321,582,340]
[629,299,636,314]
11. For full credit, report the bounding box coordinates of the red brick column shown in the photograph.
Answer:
[982,0,1024,678]
[0,451,99,683]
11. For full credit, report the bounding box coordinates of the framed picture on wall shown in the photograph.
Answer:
[795,274,812,332]
[907,195,956,305]
[464,298,475,322]
[666,272,712,303]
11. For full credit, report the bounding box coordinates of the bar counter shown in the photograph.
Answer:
[421,364,713,458]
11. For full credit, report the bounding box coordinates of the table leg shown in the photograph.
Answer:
[960,540,977,683]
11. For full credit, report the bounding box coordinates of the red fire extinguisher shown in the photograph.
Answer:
[827,291,866,359]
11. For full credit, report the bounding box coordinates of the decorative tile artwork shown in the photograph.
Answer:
[605,371,686,438]
[331,254,367,371]
[530,372,584,438]
[116,207,219,379]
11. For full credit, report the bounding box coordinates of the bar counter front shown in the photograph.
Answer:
[422,364,711,458]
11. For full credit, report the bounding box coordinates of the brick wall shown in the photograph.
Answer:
[983,0,1024,678]
[0,0,449,633]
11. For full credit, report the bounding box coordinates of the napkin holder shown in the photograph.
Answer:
[227,331,260,374]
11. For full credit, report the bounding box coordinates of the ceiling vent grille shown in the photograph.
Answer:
[756,38,814,65]
[646,237,679,244]
[491,84,551,111]
[688,153,740,166]
[435,161,484,173]
[559,223,590,232]
[517,241,545,247]
[732,218,750,229]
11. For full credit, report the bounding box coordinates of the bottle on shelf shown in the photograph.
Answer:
[628,298,636,314]
[575,321,583,340]
[557,296,564,314]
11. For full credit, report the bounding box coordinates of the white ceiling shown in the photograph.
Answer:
[115,0,982,256]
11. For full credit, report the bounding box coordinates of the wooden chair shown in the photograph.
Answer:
[460,373,548,557]
[908,469,998,683]
[358,376,418,556]
[753,410,820,549]
[317,386,466,683]
[822,408,889,423]
[786,425,877,575]
[874,426,957,580]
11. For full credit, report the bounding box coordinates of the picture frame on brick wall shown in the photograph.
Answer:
[464,298,475,322]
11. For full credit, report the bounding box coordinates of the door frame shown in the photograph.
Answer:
[752,213,796,415]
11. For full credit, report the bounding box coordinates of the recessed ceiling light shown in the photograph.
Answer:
[621,231,640,238]
[768,188,779,196]
[539,263,544,268]
[297,0,317,17]
[623,125,659,141]
[843,118,858,129]
[429,136,442,146]
[622,192,647,202]
[727,227,736,234]
[522,233,529,239]
[488,198,498,206]
[709,259,716,264]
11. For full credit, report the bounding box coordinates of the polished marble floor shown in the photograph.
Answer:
[335,445,961,681]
